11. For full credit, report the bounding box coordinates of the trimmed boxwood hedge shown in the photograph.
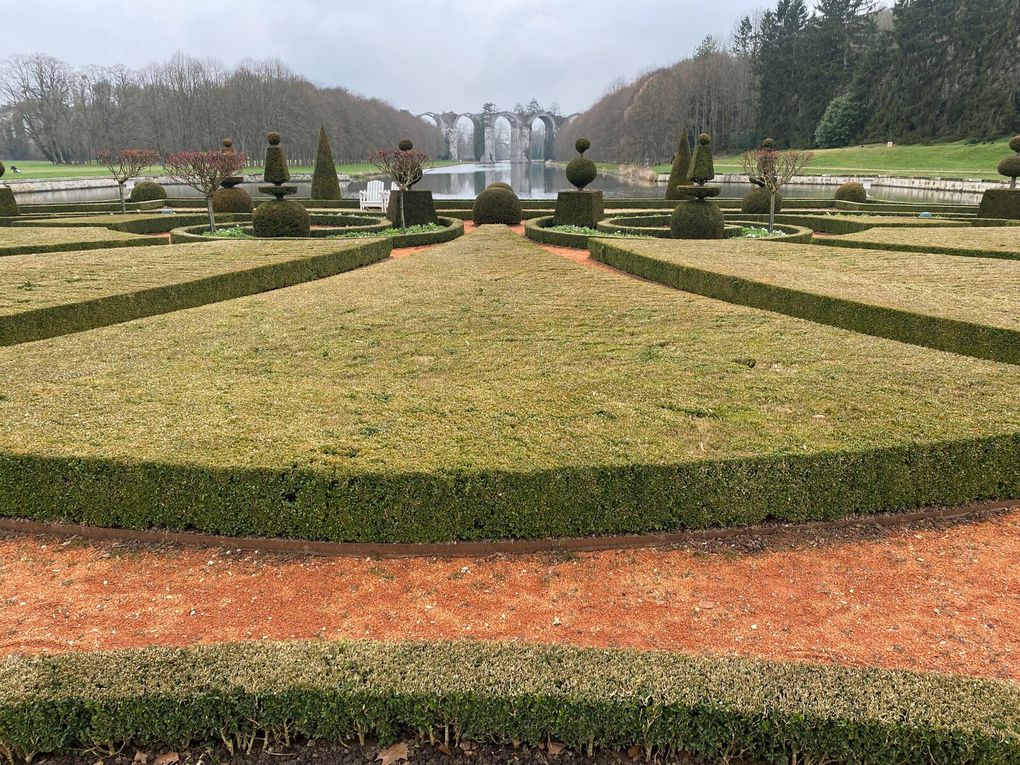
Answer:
[736,213,965,235]
[0,232,164,257]
[589,239,1020,366]
[0,239,391,346]
[1,639,1018,764]
[13,213,250,235]
[171,217,463,247]
[811,234,1020,260]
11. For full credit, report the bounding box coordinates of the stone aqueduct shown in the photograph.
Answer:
[417,111,576,163]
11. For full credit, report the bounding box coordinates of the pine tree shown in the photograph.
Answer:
[310,125,342,200]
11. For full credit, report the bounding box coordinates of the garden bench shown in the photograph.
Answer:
[359,180,390,211]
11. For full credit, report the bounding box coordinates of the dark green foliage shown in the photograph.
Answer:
[473,187,523,225]
[0,188,19,217]
[487,182,514,191]
[670,199,725,239]
[575,138,591,153]
[0,161,5,178]
[2,639,1019,765]
[665,127,691,201]
[253,199,310,237]
[311,126,342,201]
[387,217,463,247]
[687,133,715,185]
[553,190,604,228]
[835,181,867,203]
[565,137,597,190]
[814,94,864,148]
[998,157,1020,180]
[212,187,254,214]
[263,132,290,185]
[1011,136,1020,153]
[128,181,167,203]
[591,240,1020,365]
[387,190,438,227]
[0,240,390,346]
[13,213,248,235]
[741,187,783,214]
[978,189,1020,220]
[398,138,414,151]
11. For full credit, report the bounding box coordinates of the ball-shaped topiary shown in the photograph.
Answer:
[999,156,1020,179]
[741,187,782,215]
[253,199,309,237]
[129,181,167,203]
[1010,135,1020,154]
[671,199,725,239]
[835,182,867,203]
[212,186,254,214]
[398,138,414,151]
[472,186,523,225]
[566,137,597,190]
[0,160,5,178]
[487,182,514,191]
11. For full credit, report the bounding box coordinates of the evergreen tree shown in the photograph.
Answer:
[814,94,865,147]
[310,125,342,200]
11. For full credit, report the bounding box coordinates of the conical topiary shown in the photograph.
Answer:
[688,133,715,185]
[665,127,691,200]
[263,132,290,185]
[310,126,342,200]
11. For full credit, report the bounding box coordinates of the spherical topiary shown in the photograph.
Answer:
[472,186,523,225]
[253,199,309,237]
[223,138,234,151]
[0,161,5,178]
[1010,135,1020,153]
[398,138,414,151]
[566,137,597,190]
[487,182,513,191]
[741,187,782,215]
[835,181,867,203]
[129,180,167,203]
[670,199,725,239]
[761,138,775,150]
[213,186,254,214]
[267,132,281,146]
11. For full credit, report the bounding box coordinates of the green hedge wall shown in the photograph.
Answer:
[1,640,1018,764]
[590,240,1019,366]
[0,239,391,346]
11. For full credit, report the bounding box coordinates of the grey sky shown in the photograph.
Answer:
[5,0,775,114]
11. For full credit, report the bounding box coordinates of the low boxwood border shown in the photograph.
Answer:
[590,239,1019,365]
[597,216,814,244]
[167,198,360,210]
[524,216,665,249]
[834,199,980,215]
[0,239,391,346]
[1,639,1017,764]
[16,199,165,215]
[169,215,391,244]
[0,233,165,258]
[12,213,250,235]
[735,213,967,234]
[170,218,462,247]
[812,235,1020,261]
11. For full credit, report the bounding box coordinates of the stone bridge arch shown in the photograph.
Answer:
[421,109,570,163]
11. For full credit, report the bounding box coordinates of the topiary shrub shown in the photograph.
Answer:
[473,186,523,225]
[665,127,692,201]
[129,181,167,203]
[566,138,597,190]
[741,187,782,215]
[0,187,18,217]
[977,189,1020,220]
[487,182,514,192]
[311,126,342,200]
[835,182,867,203]
[387,190,438,227]
[0,161,5,178]
[212,187,254,214]
[670,199,725,239]
[253,199,310,237]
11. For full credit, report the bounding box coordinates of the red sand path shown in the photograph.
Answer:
[1,509,1017,681]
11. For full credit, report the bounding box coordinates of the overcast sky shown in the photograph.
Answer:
[4,0,780,114]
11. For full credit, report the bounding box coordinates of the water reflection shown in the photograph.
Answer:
[10,161,986,205]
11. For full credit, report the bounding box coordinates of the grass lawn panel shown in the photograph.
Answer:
[590,238,1020,365]
[817,226,1020,260]
[2,640,1018,765]
[0,226,163,257]
[0,226,1019,542]
[0,238,390,345]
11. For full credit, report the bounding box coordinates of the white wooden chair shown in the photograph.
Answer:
[359,180,390,211]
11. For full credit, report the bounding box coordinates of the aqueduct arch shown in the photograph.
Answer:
[417,109,567,163]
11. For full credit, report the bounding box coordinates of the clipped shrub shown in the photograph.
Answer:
[670,199,725,239]
[0,187,19,217]
[565,138,597,190]
[263,132,290,185]
[212,186,254,214]
[253,199,310,237]
[741,187,782,214]
[387,190,438,227]
[311,126,342,200]
[488,182,514,191]
[688,133,715,185]
[0,160,5,177]
[665,127,691,201]
[835,182,867,203]
[129,180,167,203]
[977,189,1020,220]
[473,186,523,224]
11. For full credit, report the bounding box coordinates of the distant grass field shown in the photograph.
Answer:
[1,159,462,182]
[652,139,1015,180]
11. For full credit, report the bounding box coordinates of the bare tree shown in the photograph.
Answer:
[96,147,159,211]
[164,149,247,232]
[741,139,814,232]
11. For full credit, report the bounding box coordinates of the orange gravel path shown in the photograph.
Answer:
[1,509,1017,681]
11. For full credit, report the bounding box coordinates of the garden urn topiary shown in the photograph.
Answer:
[553,138,604,228]
[253,132,309,237]
[670,133,724,239]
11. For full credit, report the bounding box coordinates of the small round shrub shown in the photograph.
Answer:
[398,138,414,151]
[670,199,725,239]
[253,199,310,237]
[213,186,254,214]
[997,156,1020,180]
[129,181,167,203]
[1010,135,1020,153]
[741,187,782,215]
[473,186,523,225]
[834,182,867,203]
[575,138,591,154]
[267,132,282,146]
[487,182,514,192]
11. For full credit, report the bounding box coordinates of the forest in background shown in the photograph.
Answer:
[0,54,444,164]
[556,0,1020,163]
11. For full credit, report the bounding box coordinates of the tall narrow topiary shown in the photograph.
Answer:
[310,126,342,201]
[212,138,253,214]
[0,161,17,217]
[979,136,1020,220]
[665,127,692,200]
[670,133,723,239]
[553,138,604,228]
[254,132,310,237]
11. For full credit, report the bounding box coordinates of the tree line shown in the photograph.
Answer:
[0,53,444,165]
[557,0,1020,163]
